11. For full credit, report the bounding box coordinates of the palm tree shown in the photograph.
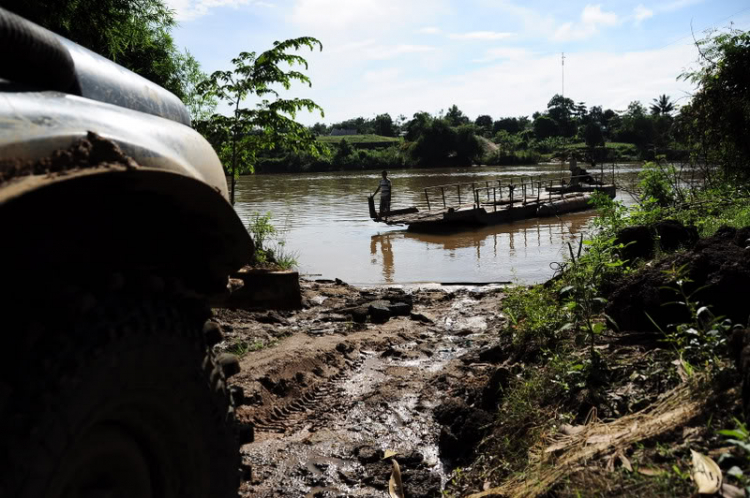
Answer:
[650,94,675,116]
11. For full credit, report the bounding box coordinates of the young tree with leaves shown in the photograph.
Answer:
[198,37,327,203]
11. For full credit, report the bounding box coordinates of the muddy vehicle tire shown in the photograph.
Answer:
[0,287,242,498]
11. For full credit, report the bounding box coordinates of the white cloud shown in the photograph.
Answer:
[331,40,436,60]
[660,0,705,13]
[289,0,448,35]
[165,0,271,20]
[365,44,437,60]
[417,26,441,35]
[449,31,514,41]
[581,4,618,26]
[363,68,401,83]
[473,47,529,63]
[554,4,619,41]
[633,4,654,23]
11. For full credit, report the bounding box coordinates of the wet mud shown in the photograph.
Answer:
[212,279,507,497]
[0,132,137,184]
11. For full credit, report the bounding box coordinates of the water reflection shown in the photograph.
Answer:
[366,210,595,283]
[234,163,641,285]
[370,234,394,283]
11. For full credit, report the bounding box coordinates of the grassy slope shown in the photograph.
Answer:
[316,134,401,145]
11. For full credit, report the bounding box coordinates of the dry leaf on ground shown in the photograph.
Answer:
[721,483,746,498]
[389,459,405,498]
[691,449,722,494]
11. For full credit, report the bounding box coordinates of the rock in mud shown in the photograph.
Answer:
[388,302,412,317]
[256,310,288,325]
[350,307,368,323]
[368,301,391,323]
[410,311,435,324]
[354,445,380,464]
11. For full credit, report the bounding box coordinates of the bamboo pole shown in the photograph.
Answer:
[424,188,431,210]
[441,187,446,208]
[537,180,541,204]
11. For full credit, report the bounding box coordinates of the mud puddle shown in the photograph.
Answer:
[220,280,505,497]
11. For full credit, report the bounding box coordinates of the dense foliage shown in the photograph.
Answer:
[299,90,687,174]
[680,28,750,178]
[7,0,188,98]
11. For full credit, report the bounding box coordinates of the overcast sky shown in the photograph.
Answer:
[165,0,750,125]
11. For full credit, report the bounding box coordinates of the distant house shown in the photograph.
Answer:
[329,128,358,136]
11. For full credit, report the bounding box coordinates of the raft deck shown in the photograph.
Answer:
[372,174,616,233]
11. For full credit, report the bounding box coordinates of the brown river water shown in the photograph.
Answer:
[233,163,641,285]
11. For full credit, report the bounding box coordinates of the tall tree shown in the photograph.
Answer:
[445,105,470,127]
[199,37,326,203]
[373,113,396,137]
[474,115,493,135]
[533,115,557,140]
[546,94,577,137]
[650,94,675,116]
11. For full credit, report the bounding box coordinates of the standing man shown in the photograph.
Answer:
[372,170,391,219]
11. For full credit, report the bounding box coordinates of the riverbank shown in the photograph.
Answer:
[440,181,750,496]
[251,139,682,175]
[221,174,750,496]
[443,223,750,497]
[215,222,749,497]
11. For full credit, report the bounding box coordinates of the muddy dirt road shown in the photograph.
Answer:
[212,280,507,497]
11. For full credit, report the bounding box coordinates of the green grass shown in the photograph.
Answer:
[226,339,277,357]
[317,134,401,145]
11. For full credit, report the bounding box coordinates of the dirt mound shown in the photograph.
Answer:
[434,398,493,463]
[615,219,698,262]
[607,225,750,332]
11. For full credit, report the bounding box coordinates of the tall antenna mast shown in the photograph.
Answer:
[561,52,565,98]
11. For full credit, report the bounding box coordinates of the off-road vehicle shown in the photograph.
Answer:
[0,8,253,497]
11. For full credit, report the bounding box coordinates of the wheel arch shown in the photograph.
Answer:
[0,168,253,292]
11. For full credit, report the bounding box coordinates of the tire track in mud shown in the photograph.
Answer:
[231,286,506,497]
[250,353,367,436]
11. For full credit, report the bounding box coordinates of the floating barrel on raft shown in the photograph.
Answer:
[537,194,593,217]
